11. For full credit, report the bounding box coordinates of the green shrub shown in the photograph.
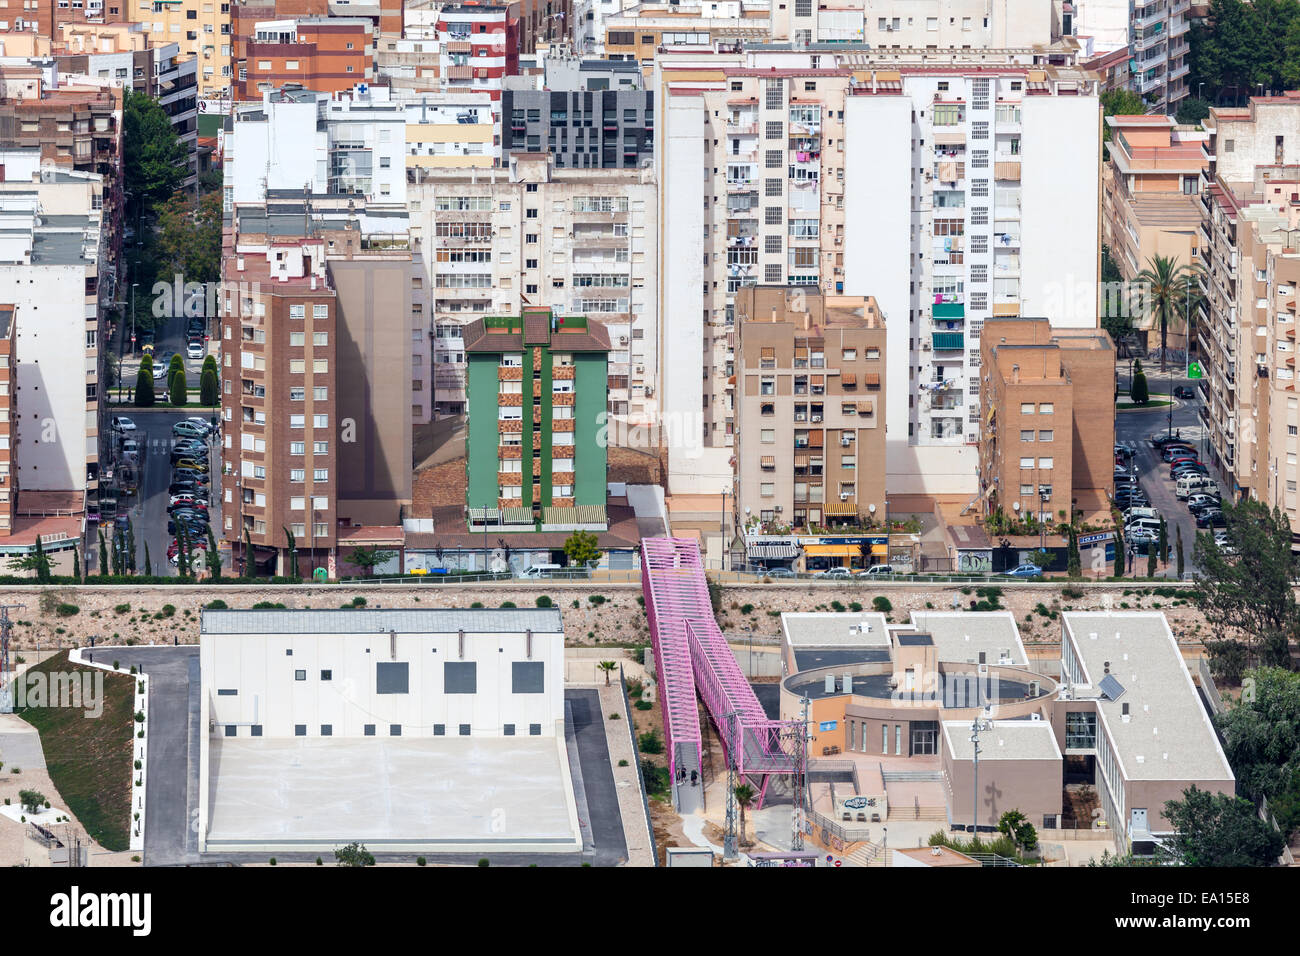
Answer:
[740,603,754,615]
[351,596,367,607]
[638,729,664,754]
[831,600,846,613]
[500,601,516,609]
[160,604,176,618]
[872,596,892,613]
[849,602,863,612]
[55,603,79,617]
[416,857,426,867]
[618,759,629,768]
[114,603,131,614]
[535,595,553,608]
[636,700,653,711]
[205,599,228,610]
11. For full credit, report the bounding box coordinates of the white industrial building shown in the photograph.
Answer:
[198,607,581,855]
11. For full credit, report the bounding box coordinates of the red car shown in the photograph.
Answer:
[166,538,209,561]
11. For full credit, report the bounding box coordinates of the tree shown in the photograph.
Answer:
[1176,524,1185,578]
[1176,97,1212,126]
[334,842,376,867]
[563,530,603,569]
[1163,785,1285,866]
[283,525,298,579]
[1026,549,1055,573]
[1190,0,1300,102]
[18,789,46,814]
[1066,524,1082,577]
[1158,516,1168,570]
[206,527,223,580]
[1114,523,1125,577]
[997,809,1038,853]
[734,784,756,847]
[73,548,81,582]
[98,528,109,578]
[348,546,395,577]
[597,661,617,686]
[143,541,152,578]
[1129,358,1149,405]
[9,535,52,582]
[1194,498,1299,669]
[155,190,221,286]
[125,518,137,574]
[134,362,155,407]
[200,363,219,407]
[1135,254,1205,371]
[1147,543,1157,578]
[123,88,187,219]
[1215,667,1300,804]
[169,364,187,407]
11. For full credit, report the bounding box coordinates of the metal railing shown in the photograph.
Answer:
[620,663,658,867]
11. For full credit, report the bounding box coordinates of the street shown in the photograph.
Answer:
[1114,364,1226,578]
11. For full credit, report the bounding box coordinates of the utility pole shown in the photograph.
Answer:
[723,710,739,861]
[791,695,811,852]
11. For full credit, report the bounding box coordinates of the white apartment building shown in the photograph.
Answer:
[830,0,1051,50]
[408,152,658,422]
[1068,0,1191,113]
[0,164,106,494]
[198,607,580,855]
[225,84,408,208]
[403,93,498,169]
[657,52,1101,495]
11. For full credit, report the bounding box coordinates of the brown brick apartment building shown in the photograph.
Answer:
[734,285,886,534]
[234,17,374,100]
[979,318,1115,526]
[221,200,412,575]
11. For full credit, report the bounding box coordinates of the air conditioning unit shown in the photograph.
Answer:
[840,492,849,501]
[922,343,932,351]
[840,438,851,447]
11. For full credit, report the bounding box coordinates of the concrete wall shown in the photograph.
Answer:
[943,748,1063,829]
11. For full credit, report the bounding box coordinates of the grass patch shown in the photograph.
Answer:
[16,650,134,851]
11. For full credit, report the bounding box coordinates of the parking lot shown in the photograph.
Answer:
[1114,370,1230,576]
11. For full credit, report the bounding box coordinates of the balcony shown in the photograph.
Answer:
[933,301,966,320]
[932,332,965,350]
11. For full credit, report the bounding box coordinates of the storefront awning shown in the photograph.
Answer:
[804,544,859,557]
[748,543,799,559]
[823,502,858,516]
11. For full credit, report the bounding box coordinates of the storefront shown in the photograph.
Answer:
[800,535,888,571]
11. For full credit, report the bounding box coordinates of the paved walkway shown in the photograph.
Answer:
[595,682,656,867]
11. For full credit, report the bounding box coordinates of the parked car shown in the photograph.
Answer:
[1113,492,1149,508]
[818,567,852,577]
[1160,445,1198,462]
[111,416,136,432]
[1186,493,1221,513]
[169,493,205,509]
[186,339,206,360]
[1149,433,1189,448]
[167,538,209,565]
[765,568,796,578]
[171,469,210,485]
[171,446,207,463]
[169,480,202,497]
[172,457,209,472]
[173,421,207,439]
[856,564,895,576]
[167,517,209,538]
[1171,463,1209,479]
[168,498,208,515]
[1195,509,1227,528]
[1123,506,1160,523]
[1174,385,1197,399]
[152,361,169,381]
[1004,564,1043,578]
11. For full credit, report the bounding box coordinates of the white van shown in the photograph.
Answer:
[521,563,563,579]
[1126,518,1161,537]
[1175,474,1215,499]
[1122,506,1159,523]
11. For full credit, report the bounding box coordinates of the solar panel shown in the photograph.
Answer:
[1099,674,1126,702]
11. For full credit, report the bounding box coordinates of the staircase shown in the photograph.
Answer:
[882,770,945,783]
[845,841,890,867]
[892,805,950,822]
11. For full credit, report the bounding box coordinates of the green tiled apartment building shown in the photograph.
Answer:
[464,308,610,531]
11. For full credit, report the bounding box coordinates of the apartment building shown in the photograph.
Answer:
[220,199,413,575]
[978,317,1115,526]
[1197,94,1300,485]
[1066,0,1191,114]
[408,152,657,423]
[0,70,124,262]
[234,17,373,101]
[848,0,1051,50]
[403,93,498,170]
[604,6,771,69]
[0,162,108,497]
[463,307,610,531]
[500,85,652,169]
[121,0,231,99]
[733,285,886,533]
[229,0,326,96]
[1103,114,1205,282]
[433,4,519,101]
[657,51,1101,496]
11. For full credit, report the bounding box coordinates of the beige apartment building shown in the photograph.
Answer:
[408,152,657,422]
[126,0,230,99]
[734,285,886,533]
[978,317,1115,525]
[1103,114,1206,349]
[1197,94,1300,489]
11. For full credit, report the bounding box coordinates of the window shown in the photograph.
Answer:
[1038,430,1054,442]
[365,724,376,736]
[445,661,477,693]
[390,725,402,736]
[1038,457,1054,469]
[1020,403,1035,414]
[1039,403,1054,414]
[530,724,542,736]
[1020,430,1034,441]
[1019,457,1034,468]
[375,661,409,694]
[512,661,545,693]
[295,724,306,736]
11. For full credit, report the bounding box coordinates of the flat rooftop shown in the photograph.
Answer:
[201,607,565,634]
[907,611,1028,666]
[1061,612,1234,784]
[205,736,579,852]
[942,719,1063,762]
[781,612,890,648]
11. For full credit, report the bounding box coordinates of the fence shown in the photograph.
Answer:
[620,663,658,866]
[1260,796,1296,866]
[1195,656,1225,716]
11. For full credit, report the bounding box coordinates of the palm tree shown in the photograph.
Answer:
[1135,254,1204,372]
[734,784,756,847]
[597,660,617,686]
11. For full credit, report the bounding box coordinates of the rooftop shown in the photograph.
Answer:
[941,719,1063,761]
[201,607,565,635]
[781,612,890,649]
[908,611,1028,666]
[1061,612,1234,784]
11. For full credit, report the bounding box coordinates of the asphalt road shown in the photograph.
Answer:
[564,689,628,866]
[1115,367,1228,576]
[94,646,201,867]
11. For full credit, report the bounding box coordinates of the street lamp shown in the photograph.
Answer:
[130,283,138,357]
